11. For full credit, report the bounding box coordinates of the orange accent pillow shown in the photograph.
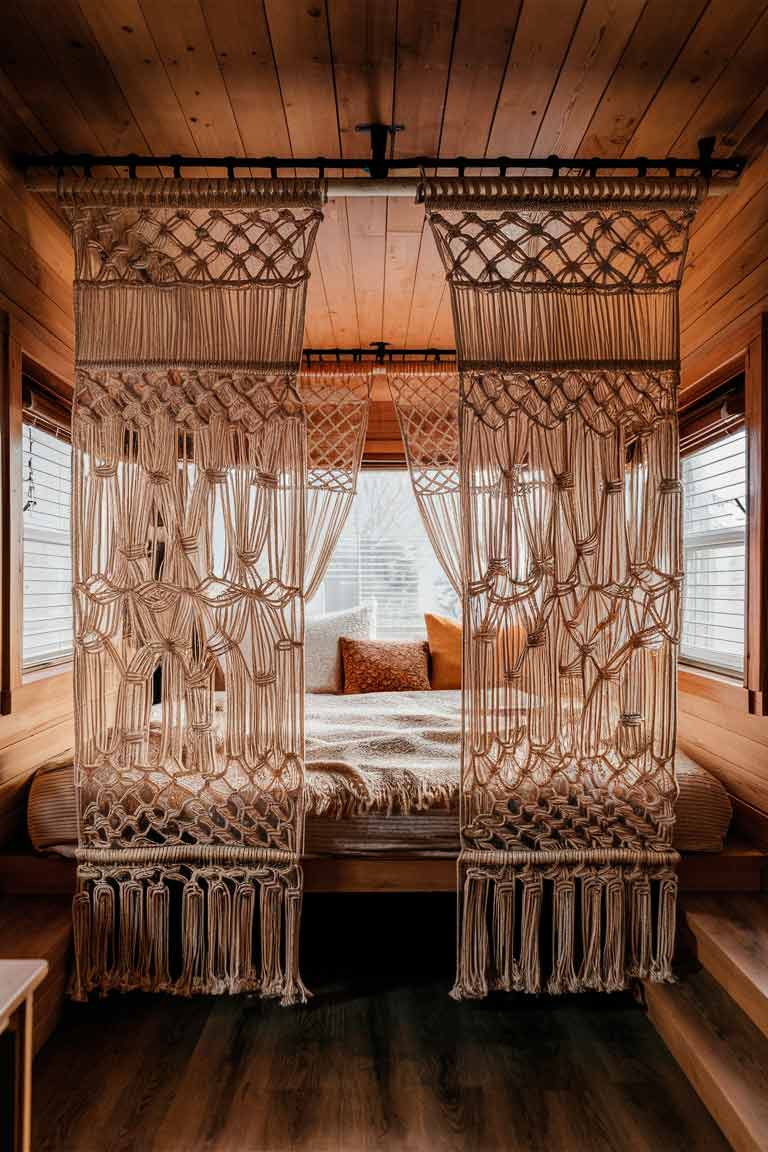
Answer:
[340,638,431,694]
[424,613,462,689]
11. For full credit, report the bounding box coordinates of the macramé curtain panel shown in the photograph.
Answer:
[65,177,324,1003]
[303,364,372,600]
[389,368,462,597]
[423,176,704,996]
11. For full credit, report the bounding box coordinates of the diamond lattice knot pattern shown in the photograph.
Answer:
[69,183,326,1005]
[419,183,699,997]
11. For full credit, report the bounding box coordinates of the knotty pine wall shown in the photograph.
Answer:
[679,143,768,838]
[0,89,75,846]
[0,65,767,843]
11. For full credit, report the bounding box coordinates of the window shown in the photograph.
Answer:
[22,420,73,670]
[681,427,746,675]
[308,469,459,638]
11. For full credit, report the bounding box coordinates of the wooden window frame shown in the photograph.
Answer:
[678,311,768,715]
[0,310,73,717]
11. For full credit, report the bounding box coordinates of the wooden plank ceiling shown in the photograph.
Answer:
[2,0,768,351]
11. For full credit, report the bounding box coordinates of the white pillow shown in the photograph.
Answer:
[305,603,375,693]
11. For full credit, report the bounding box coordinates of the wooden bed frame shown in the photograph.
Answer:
[1,845,766,897]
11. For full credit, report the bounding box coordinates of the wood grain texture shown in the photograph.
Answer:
[4,1,766,348]
[3,846,766,897]
[685,894,768,1040]
[645,967,768,1152]
[0,896,71,1054]
[0,89,75,845]
[32,893,728,1152]
[1,2,768,838]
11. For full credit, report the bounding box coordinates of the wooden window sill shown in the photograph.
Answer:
[678,665,760,714]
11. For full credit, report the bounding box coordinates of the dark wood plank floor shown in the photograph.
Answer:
[34,894,728,1152]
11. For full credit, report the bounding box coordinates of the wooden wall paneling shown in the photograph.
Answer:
[681,261,768,364]
[428,288,454,348]
[0,217,71,338]
[682,218,768,334]
[626,0,768,157]
[670,5,768,157]
[0,67,57,157]
[347,197,387,346]
[0,311,75,846]
[403,224,446,349]
[680,689,768,752]
[12,0,150,157]
[685,86,768,248]
[265,0,350,346]
[683,153,768,302]
[484,0,582,160]
[382,199,423,346]
[392,0,457,158]
[79,0,199,162]
[0,4,105,155]
[678,713,768,815]
[303,250,333,349]
[531,0,646,158]
[313,199,359,347]
[0,251,73,356]
[138,0,244,159]
[436,1,521,157]
[327,0,396,159]
[328,1,396,347]
[263,1,340,159]
[578,0,709,158]
[0,167,73,290]
[365,399,404,461]
[200,0,291,156]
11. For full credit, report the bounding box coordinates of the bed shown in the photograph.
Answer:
[27,690,733,865]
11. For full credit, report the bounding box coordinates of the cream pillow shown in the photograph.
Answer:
[305,603,375,693]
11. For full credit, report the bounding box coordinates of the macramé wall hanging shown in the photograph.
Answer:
[421,176,705,996]
[65,177,326,1002]
[303,363,372,601]
[389,367,461,598]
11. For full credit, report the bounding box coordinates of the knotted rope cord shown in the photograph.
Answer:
[301,364,372,601]
[68,178,325,1003]
[422,176,705,996]
[389,371,462,596]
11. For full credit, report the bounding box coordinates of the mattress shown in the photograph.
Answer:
[27,690,732,857]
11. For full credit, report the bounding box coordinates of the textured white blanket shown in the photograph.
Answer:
[304,690,460,817]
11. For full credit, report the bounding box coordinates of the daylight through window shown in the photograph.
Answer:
[308,469,459,637]
[22,420,73,670]
[681,428,746,676]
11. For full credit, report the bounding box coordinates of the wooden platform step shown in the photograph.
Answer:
[0,896,72,1054]
[645,969,768,1152]
[685,894,768,1042]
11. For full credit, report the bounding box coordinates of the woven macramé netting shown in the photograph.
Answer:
[389,370,461,596]
[423,177,705,996]
[303,365,372,600]
[67,178,325,1003]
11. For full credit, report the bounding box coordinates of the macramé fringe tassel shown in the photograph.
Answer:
[71,864,309,1006]
[451,861,678,999]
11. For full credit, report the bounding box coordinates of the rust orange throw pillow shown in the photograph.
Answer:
[340,638,431,694]
[424,613,462,689]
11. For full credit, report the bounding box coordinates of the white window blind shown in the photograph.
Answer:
[308,470,459,638]
[22,421,73,670]
[681,428,746,675]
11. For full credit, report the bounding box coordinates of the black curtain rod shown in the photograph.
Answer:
[21,137,742,181]
[303,345,456,365]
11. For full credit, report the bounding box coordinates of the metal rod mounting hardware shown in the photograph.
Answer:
[22,134,743,190]
[303,345,456,366]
